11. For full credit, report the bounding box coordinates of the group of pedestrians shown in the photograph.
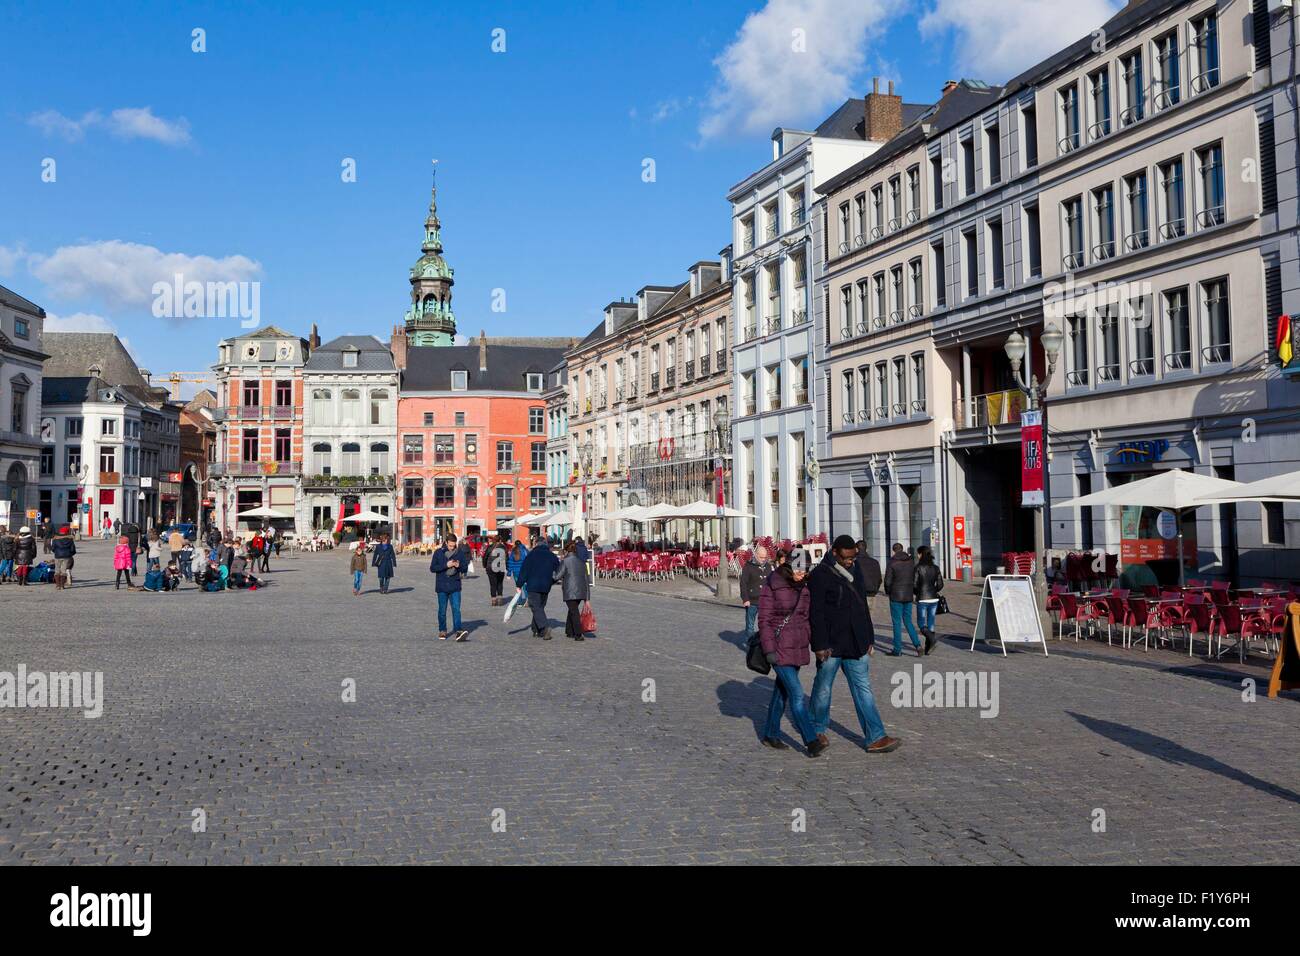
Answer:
[349,532,398,595]
[0,525,41,585]
[746,534,946,758]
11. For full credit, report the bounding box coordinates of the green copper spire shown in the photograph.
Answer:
[404,166,456,347]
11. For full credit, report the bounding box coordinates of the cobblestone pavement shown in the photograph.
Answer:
[1,538,1296,864]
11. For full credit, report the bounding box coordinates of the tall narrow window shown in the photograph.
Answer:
[1196,142,1225,228]
[1097,308,1121,382]
[908,258,924,317]
[985,123,1001,184]
[1088,67,1111,140]
[964,229,978,298]
[932,240,947,307]
[841,371,856,425]
[1201,278,1230,364]
[987,219,1004,289]
[1024,204,1042,278]
[1022,103,1038,168]
[1063,196,1085,269]
[962,137,976,195]
[911,353,926,413]
[1190,11,1220,93]
[1154,31,1181,109]
[1129,297,1154,377]
[1163,287,1191,370]
[1059,84,1080,153]
[906,165,920,220]
[1120,49,1145,126]
[1124,171,1150,250]
[1159,158,1186,239]
[1066,314,1090,386]
[930,154,945,211]
[1092,184,1115,260]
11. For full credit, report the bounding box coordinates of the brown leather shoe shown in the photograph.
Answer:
[816,733,829,748]
[866,735,901,754]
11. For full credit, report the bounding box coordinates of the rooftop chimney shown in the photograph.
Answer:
[941,79,959,97]
[389,324,408,371]
[864,76,903,143]
[479,330,488,372]
[309,323,320,349]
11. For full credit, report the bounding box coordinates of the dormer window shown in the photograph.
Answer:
[451,370,468,390]
[14,318,29,339]
[526,373,543,392]
[343,349,358,368]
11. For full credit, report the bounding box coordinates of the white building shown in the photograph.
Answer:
[729,86,924,541]
[39,374,146,533]
[0,284,46,527]
[301,335,398,531]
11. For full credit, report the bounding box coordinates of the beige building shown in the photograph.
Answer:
[815,0,1300,584]
[565,260,733,543]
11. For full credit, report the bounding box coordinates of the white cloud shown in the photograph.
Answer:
[29,240,262,310]
[920,0,1123,80]
[700,0,902,141]
[27,106,192,146]
[43,311,118,334]
[0,243,26,276]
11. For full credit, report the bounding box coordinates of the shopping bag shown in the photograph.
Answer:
[580,600,597,634]
[503,587,525,624]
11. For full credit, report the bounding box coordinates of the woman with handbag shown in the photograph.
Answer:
[757,557,826,757]
[554,539,591,641]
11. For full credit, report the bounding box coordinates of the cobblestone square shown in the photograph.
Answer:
[0,538,1297,864]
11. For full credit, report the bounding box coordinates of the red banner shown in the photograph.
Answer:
[1020,410,1044,506]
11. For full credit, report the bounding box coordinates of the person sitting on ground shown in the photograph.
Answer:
[163,560,182,592]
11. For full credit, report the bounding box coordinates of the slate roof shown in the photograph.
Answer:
[0,283,45,317]
[42,333,151,391]
[303,334,396,372]
[401,344,567,393]
[42,376,146,407]
[813,97,932,140]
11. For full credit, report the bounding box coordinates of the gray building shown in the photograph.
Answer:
[0,284,46,527]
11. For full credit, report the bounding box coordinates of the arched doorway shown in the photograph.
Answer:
[3,462,28,519]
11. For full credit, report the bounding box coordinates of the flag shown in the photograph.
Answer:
[1278,314,1294,365]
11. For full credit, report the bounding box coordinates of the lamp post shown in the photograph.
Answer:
[1003,321,1064,614]
[579,441,593,541]
[713,408,734,604]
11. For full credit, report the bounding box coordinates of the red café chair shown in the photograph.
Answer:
[1209,603,1249,662]
[1141,584,1161,598]
[1179,592,1213,657]
[1074,590,1109,641]
[1046,585,1080,641]
[1099,589,1130,646]
[1065,553,1086,592]
[1152,590,1188,651]
[1124,594,1153,650]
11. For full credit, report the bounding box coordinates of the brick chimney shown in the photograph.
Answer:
[941,79,959,97]
[309,323,320,350]
[478,329,488,372]
[864,77,903,143]
[389,324,407,371]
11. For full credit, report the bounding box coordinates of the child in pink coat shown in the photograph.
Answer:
[113,536,134,590]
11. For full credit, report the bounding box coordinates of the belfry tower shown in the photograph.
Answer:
[403,172,457,347]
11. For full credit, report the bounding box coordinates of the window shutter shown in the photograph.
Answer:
[1253,0,1272,73]
[1265,261,1283,363]
[1258,111,1277,213]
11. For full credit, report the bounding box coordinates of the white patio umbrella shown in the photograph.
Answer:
[539,510,574,525]
[512,512,547,526]
[340,510,391,523]
[1196,468,1300,503]
[672,500,755,519]
[1052,469,1243,586]
[237,506,292,520]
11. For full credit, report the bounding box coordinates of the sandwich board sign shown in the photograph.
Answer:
[971,574,1048,656]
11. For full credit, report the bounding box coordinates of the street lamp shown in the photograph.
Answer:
[712,407,734,604]
[1004,320,1063,615]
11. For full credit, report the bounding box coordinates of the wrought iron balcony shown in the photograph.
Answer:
[716,350,726,373]
[665,368,676,388]
[650,372,660,392]
[684,360,695,381]
[698,355,710,376]
[302,473,395,490]
[210,460,302,477]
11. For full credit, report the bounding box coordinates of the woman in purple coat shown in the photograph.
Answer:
[758,559,827,757]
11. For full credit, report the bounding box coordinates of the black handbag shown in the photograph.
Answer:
[745,595,801,675]
[936,595,949,615]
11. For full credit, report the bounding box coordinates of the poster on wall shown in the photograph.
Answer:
[1020,410,1044,506]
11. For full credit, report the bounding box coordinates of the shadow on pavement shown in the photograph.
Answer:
[1068,712,1300,805]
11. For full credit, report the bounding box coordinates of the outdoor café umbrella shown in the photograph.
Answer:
[538,510,574,525]
[237,506,292,520]
[671,500,756,551]
[341,510,391,523]
[1051,469,1243,586]
[1196,467,1300,503]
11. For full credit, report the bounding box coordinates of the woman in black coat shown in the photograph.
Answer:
[371,533,397,594]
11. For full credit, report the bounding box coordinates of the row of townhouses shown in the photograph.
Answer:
[3,0,1297,583]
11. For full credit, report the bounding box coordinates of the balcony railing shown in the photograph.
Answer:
[716,350,727,373]
[650,372,660,392]
[1124,230,1150,251]
[957,388,1028,428]
[303,473,395,490]
[698,355,710,376]
[764,221,778,241]
[791,308,807,325]
[626,426,731,468]
[1196,206,1225,229]
[766,390,781,410]
[569,401,579,415]
[615,385,625,403]
[684,360,695,381]
[596,392,607,410]
[210,460,303,477]
[271,404,296,420]
[665,368,676,388]
[793,389,808,406]
[765,313,781,335]
[1159,218,1186,240]
[744,324,758,342]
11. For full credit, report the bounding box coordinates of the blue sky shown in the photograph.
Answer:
[0,0,1120,382]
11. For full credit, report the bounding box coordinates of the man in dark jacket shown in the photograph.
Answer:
[808,535,899,754]
[50,526,77,589]
[0,528,15,582]
[882,543,921,656]
[122,521,142,573]
[517,541,560,639]
[429,534,471,641]
[854,540,882,595]
[739,545,772,637]
[13,526,37,585]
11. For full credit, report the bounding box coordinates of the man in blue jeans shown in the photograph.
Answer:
[883,543,922,656]
[807,535,900,754]
[739,545,772,637]
[430,534,471,641]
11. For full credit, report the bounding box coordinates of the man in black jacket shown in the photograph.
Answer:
[50,526,77,589]
[808,535,899,754]
[854,540,882,595]
[739,545,772,636]
[883,543,922,656]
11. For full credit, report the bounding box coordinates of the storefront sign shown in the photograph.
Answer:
[1020,411,1044,506]
[1112,438,1170,464]
[168,472,183,483]
[953,515,966,546]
